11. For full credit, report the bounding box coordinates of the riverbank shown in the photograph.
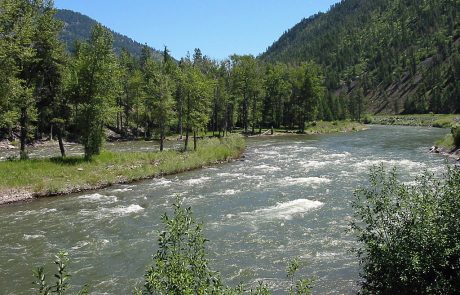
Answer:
[0,136,245,205]
[369,114,460,128]
[368,114,460,160]
[253,120,366,136]
[434,130,460,161]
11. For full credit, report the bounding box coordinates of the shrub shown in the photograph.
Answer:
[138,200,314,295]
[33,251,88,295]
[351,165,460,294]
[361,115,373,124]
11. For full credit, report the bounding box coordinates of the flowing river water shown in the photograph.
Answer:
[0,125,449,294]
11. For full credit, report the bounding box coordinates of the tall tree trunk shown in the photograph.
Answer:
[193,130,197,151]
[136,108,139,137]
[57,127,66,158]
[178,101,183,140]
[116,112,119,131]
[120,113,123,135]
[160,127,164,152]
[20,107,28,160]
[243,94,248,133]
[184,128,189,151]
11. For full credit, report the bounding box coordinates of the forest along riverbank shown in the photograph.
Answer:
[0,136,245,205]
[0,125,449,295]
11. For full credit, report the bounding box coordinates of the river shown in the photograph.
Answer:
[0,125,448,294]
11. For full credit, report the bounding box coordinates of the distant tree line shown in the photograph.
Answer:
[0,0,368,160]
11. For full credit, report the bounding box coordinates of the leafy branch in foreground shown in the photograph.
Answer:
[33,251,87,295]
[351,165,460,295]
[137,200,314,295]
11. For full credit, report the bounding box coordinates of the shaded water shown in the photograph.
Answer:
[0,126,448,294]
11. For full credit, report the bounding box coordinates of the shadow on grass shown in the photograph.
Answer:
[50,156,90,166]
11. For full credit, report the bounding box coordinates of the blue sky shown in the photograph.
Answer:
[54,0,340,60]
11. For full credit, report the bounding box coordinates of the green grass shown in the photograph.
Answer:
[370,114,460,128]
[436,134,455,149]
[272,120,366,134]
[0,136,245,198]
[305,120,366,134]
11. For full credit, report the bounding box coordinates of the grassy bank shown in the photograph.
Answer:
[304,120,366,134]
[0,136,245,204]
[369,114,460,128]
[271,120,366,135]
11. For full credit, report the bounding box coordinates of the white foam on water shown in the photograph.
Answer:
[242,174,264,180]
[23,234,45,240]
[105,204,144,215]
[353,159,425,172]
[256,150,281,158]
[325,152,351,159]
[217,172,243,178]
[298,146,318,151]
[81,204,144,219]
[72,241,90,250]
[19,208,57,216]
[241,199,324,221]
[184,177,211,185]
[216,189,241,196]
[280,177,331,188]
[78,193,118,203]
[301,160,328,169]
[111,188,133,193]
[150,178,172,186]
[252,165,281,172]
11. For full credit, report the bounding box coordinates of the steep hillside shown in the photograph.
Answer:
[261,0,460,114]
[55,9,162,60]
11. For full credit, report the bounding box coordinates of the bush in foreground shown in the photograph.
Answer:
[351,165,460,294]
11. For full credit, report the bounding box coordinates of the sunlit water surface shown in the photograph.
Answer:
[0,126,448,294]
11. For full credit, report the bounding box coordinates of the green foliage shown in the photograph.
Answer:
[1,0,364,157]
[0,136,245,196]
[372,114,460,128]
[452,124,460,147]
[435,134,454,149]
[351,165,460,294]
[262,0,460,114]
[69,24,120,159]
[33,251,88,295]
[140,201,226,294]
[139,201,314,295]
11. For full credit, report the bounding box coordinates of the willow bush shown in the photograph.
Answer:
[351,165,460,294]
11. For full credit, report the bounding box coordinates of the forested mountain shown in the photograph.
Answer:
[261,0,460,114]
[55,9,162,60]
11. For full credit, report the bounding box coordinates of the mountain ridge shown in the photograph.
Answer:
[55,9,162,60]
[261,0,460,114]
